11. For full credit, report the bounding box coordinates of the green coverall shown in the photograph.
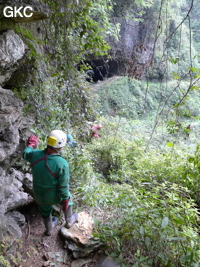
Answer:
[23,147,72,217]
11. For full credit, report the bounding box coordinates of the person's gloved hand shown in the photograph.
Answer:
[27,135,39,148]
[62,198,70,212]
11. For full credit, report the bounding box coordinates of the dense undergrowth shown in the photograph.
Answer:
[97,77,200,120]
[29,76,200,266]
[62,75,200,266]
[11,75,200,266]
[2,0,200,266]
[63,112,200,266]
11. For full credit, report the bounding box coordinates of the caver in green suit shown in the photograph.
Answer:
[23,130,78,236]
[23,146,73,217]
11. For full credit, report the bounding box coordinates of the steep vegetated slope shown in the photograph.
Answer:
[1,0,200,266]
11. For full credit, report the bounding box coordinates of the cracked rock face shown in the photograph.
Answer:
[0,87,33,224]
[0,87,33,169]
[0,30,25,69]
[0,30,25,86]
[0,168,29,214]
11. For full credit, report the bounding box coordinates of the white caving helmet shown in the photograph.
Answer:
[47,130,67,148]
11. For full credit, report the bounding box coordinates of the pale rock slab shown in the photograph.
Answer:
[61,211,103,258]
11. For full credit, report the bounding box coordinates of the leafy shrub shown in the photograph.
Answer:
[86,136,142,183]
[0,238,25,267]
[97,77,138,118]
[74,124,200,266]
[91,181,200,266]
[182,143,200,203]
[97,77,200,121]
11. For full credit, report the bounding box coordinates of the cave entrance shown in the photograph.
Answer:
[83,58,124,82]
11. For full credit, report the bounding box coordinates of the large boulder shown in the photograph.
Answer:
[6,210,26,226]
[61,211,103,258]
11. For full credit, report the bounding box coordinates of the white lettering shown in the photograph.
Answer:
[23,6,33,18]
[3,6,13,18]
[14,6,23,17]
[3,6,34,18]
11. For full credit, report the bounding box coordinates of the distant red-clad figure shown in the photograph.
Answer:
[184,124,191,140]
[91,124,102,138]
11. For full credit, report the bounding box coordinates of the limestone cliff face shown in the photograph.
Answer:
[0,30,25,86]
[113,17,155,79]
[85,15,155,81]
[0,0,49,239]
[0,87,33,169]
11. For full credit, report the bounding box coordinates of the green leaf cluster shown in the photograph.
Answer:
[69,117,200,266]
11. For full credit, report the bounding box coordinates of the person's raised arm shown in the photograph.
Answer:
[23,135,39,161]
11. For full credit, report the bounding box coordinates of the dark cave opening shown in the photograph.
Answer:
[80,58,124,82]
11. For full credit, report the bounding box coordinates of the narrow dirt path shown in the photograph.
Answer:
[8,203,104,267]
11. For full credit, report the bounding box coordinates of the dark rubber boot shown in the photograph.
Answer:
[64,206,78,229]
[43,214,59,236]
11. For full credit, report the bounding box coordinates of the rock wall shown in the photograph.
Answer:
[0,0,49,240]
[85,14,156,81]
[0,87,33,167]
[0,30,25,86]
[108,16,155,79]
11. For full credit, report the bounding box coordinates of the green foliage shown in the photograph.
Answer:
[89,0,121,40]
[113,0,154,20]
[15,26,35,41]
[97,77,200,121]
[166,119,181,134]
[12,0,119,139]
[186,0,200,54]
[62,145,103,207]
[0,238,24,267]
[182,143,200,202]
[98,77,139,118]
[14,25,40,58]
[148,0,200,81]
[8,0,200,266]
[91,182,200,266]
[0,256,11,267]
[86,137,141,183]
[44,0,111,63]
[71,117,200,266]
[0,237,12,267]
